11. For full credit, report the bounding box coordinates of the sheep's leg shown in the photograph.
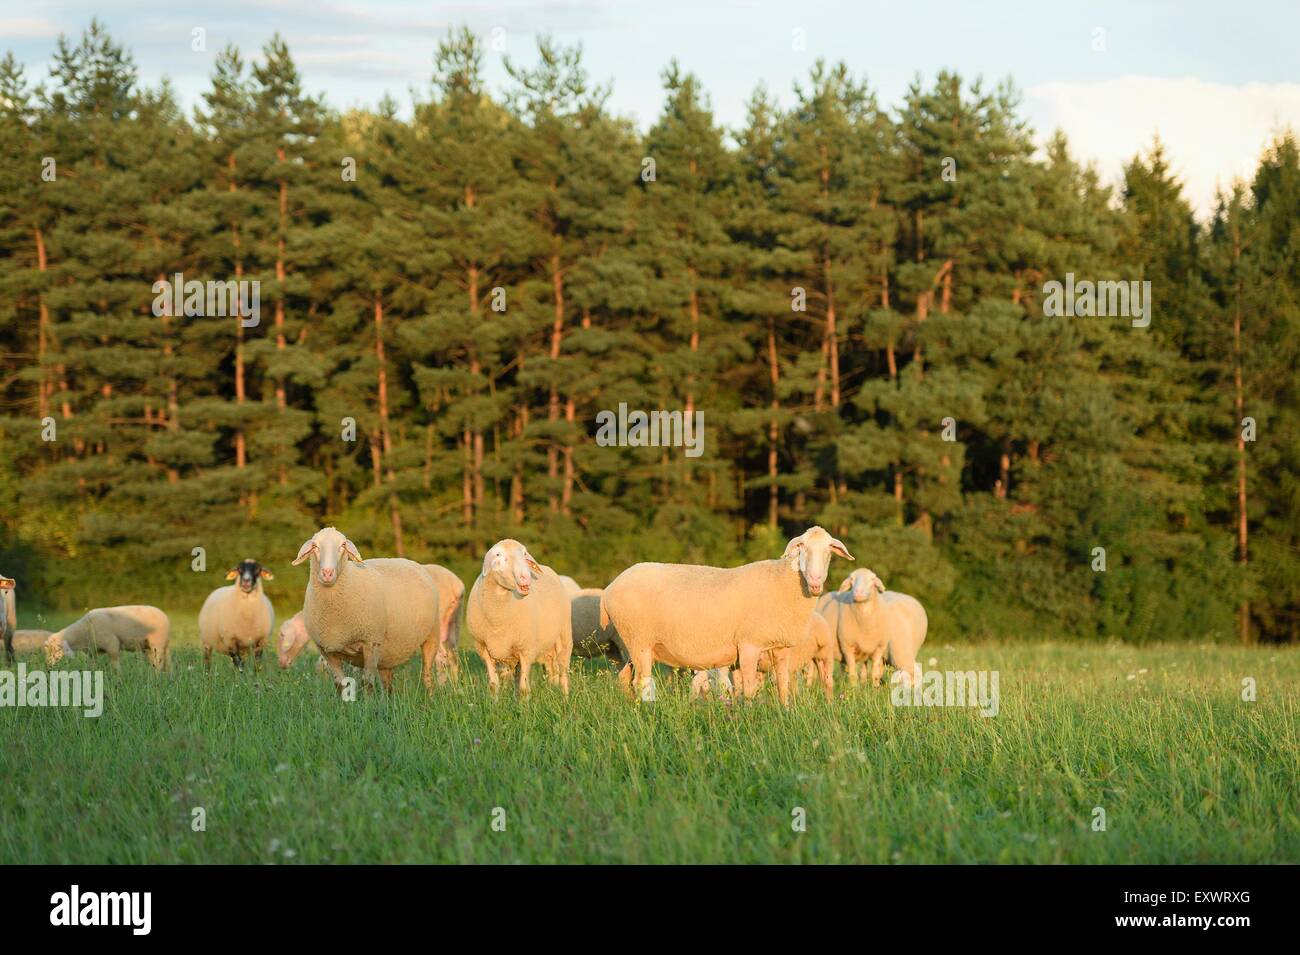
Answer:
[689,671,710,700]
[556,641,571,697]
[479,649,500,698]
[203,646,213,673]
[617,663,634,697]
[843,648,858,687]
[773,648,792,707]
[630,647,654,702]
[737,645,760,700]
[253,648,264,674]
[379,669,394,693]
[361,641,381,692]
[517,652,534,698]
[420,637,438,694]
[818,657,834,701]
[318,652,347,694]
[871,648,885,688]
[229,649,244,674]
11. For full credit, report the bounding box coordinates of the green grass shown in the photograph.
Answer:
[2,612,1297,863]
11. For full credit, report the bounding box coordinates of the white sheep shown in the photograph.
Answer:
[570,588,625,661]
[422,563,466,684]
[12,629,54,654]
[1,575,14,663]
[557,575,581,597]
[466,540,572,697]
[756,611,837,701]
[292,527,441,694]
[199,558,276,673]
[277,611,312,668]
[601,526,854,706]
[817,568,928,687]
[43,606,171,671]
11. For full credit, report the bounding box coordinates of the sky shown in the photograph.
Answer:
[5,0,1300,217]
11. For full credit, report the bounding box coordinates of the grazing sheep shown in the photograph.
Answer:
[1,575,14,663]
[756,612,836,701]
[199,558,276,673]
[557,575,581,597]
[12,629,54,655]
[570,588,625,661]
[466,540,572,698]
[422,563,465,685]
[601,526,854,706]
[817,569,928,687]
[292,527,441,694]
[43,606,170,671]
[277,612,312,668]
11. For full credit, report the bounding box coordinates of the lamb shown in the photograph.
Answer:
[422,563,465,684]
[277,612,312,668]
[570,588,625,661]
[42,606,170,671]
[12,629,54,655]
[466,539,572,697]
[755,612,837,701]
[816,568,928,687]
[199,558,276,673]
[601,526,854,706]
[1,575,14,663]
[293,526,441,694]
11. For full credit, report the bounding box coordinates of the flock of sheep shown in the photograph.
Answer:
[0,524,929,704]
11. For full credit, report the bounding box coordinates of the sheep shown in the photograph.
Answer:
[277,612,312,668]
[755,612,836,701]
[292,526,441,694]
[42,606,170,671]
[1,575,14,663]
[557,575,581,597]
[570,588,625,661]
[466,539,572,698]
[601,525,854,706]
[12,629,54,655]
[199,558,276,674]
[422,563,465,685]
[816,568,928,687]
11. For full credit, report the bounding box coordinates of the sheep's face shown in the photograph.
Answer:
[482,540,541,596]
[227,558,272,594]
[278,620,304,668]
[841,568,885,603]
[43,634,66,666]
[293,527,362,587]
[783,526,854,597]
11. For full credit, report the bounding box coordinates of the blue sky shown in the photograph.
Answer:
[6,1,1300,215]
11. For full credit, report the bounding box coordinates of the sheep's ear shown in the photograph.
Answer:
[838,576,854,592]
[523,550,542,577]
[873,575,885,593]
[480,548,496,578]
[291,540,316,566]
[260,568,274,580]
[829,537,854,561]
[225,568,239,580]
[781,535,806,559]
[343,539,363,563]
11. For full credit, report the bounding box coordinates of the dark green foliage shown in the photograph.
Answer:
[1,23,1296,643]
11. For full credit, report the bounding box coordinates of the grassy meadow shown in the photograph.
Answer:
[1,612,1297,864]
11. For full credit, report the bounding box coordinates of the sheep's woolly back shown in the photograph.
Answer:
[570,588,626,660]
[11,629,53,653]
[557,575,581,597]
[302,556,439,670]
[467,564,571,667]
[198,582,275,654]
[603,558,814,670]
[879,591,928,674]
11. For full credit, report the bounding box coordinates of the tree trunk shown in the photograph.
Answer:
[767,316,780,529]
[1232,230,1250,644]
[374,294,404,556]
[548,255,564,512]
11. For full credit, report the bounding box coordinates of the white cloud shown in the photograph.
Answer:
[1028,77,1300,219]
[0,17,60,38]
